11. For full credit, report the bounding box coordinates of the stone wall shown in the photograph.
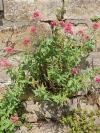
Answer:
[0,0,100,132]
[0,0,100,85]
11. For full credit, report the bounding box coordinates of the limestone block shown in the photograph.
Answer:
[95,116,100,128]
[25,113,38,122]
[64,0,100,20]
[36,0,62,21]
[4,0,62,22]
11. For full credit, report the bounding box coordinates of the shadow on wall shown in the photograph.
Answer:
[0,0,4,26]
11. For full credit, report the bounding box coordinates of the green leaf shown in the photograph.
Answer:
[64,3,67,7]
[56,9,61,14]
[67,80,73,87]
[22,65,28,70]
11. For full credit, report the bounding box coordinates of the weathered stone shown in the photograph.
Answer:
[19,125,27,133]
[64,0,100,20]
[4,0,62,22]
[25,113,38,122]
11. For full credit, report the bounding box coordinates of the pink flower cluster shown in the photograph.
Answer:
[91,22,99,29]
[0,87,4,94]
[59,21,64,26]
[64,23,73,35]
[6,47,13,53]
[60,46,63,50]
[33,11,39,17]
[85,35,90,40]
[0,59,11,70]
[50,21,57,28]
[62,99,67,103]
[71,68,77,73]
[23,38,30,46]
[30,27,37,34]
[95,77,100,83]
[58,32,61,35]
[76,30,84,35]
[11,114,18,125]
[32,11,42,20]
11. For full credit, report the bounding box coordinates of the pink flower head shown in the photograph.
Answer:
[69,30,74,35]
[30,27,37,34]
[82,46,84,48]
[28,43,31,46]
[60,46,63,50]
[37,16,42,20]
[59,21,64,26]
[0,87,4,94]
[33,12,39,17]
[35,34,38,36]
[65,23,72,27]
[78,30,84,34]
[72,68,77,73]
[0,59,10,70]
[32,16,36,21]
[6,47,13,53]
[58,32,61,35]
[64,26,71,32]
[63,99,67,103]
[96,77,100,83]
[91,22,99,29]
[85,35,90,40]
[11,114,18,124]
[64,23,72,33]
[96,70,99,73]
[50,21,57,28]
[45,36,47,38]
[23,38,30,45]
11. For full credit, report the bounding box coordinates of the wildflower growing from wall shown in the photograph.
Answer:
[32,12,42,21]
[91,22,99,29]
[11,114,18,125]
[37,16,42,20]
[65,23,72,27]
[0,87,4,94]
[33,11,39,17]
[30,27,37,34]
[59,21,64,26]
[23,38,30,44]
[64,23,73,34]
[6,47,13,53]
[62,99,67,103]
[72,68,77,73]
[85,35,90,40]
[0,59,11,70]
[50,21,57,28]
[78,30,84,34]
[95,77,100,83]
[58,32,61,35]
[60,46,63,50]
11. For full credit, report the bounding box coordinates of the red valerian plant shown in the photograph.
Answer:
[91,22,99,29]
[0,10,100,132]
[71,68,77,73]
[6,47,13,53]
[11,114,18,125]
[85,35,90,40]
[50,21,57,28]
[30,27,37,34]
[95,77,100,83]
